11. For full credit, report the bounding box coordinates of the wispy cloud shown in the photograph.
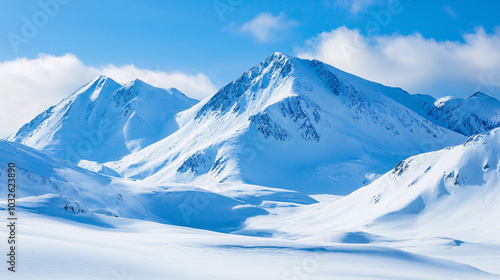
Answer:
[330,0,382,14]
[297,26,500,98]
[0,54,218,137]
[443,6,457,18]
[240,12,299,43]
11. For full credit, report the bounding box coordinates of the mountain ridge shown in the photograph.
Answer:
[107,53,464,194]
[7,53,500,193]
[7,76,198,165]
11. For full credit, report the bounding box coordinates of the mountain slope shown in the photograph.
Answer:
[425,92,500,136]
[341,73,500,137]
[0,140,296,232]
[335,69,500,137]
[7,76,198,164]
[108,53,464,194]
[0,140,123,222]
[258,128,500,243]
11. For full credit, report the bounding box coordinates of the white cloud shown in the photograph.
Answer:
[0,54,218,138]
[330,0,381,14]
[240,13,299,43]
[297,26,500,98]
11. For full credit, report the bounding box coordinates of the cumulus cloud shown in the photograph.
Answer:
[240,13,299,43]
[0,54,218,138]
[297,26,500,98]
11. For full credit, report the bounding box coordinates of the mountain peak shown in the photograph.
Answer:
[426,91,500,136]
[74,76,121,102]
[125,78,148,88]
[194,53,297,118]
[88,75,116,86]
[468,91,499,101]
[259,52,294,69]
[132,78,147,85]
[81,75,119,91]
[91,74,108,81]
[121,79,162,94]
[268,51,290,60]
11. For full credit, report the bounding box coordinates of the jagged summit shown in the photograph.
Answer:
[86,74,111,85]
[83,75,117,88]
[269,51,291,60]
[124,78,155,90]
[8,77,198,165]
[195,52,295,118]
[426,91,500,136]
[73,75,121,99]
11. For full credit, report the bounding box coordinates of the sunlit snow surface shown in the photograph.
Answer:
[1,128,500,279]
[0,213,498,280]
[2,54,500,279]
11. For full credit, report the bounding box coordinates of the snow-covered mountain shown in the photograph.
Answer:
[9,54,497,195]
[380,89,500,136]
[2,54,500,280]
[108,53,464,194]
[0,140,311,232]
[0,140,124,221]
[253,127,500,243]
[424,92,500,136]
[7,76,198,164]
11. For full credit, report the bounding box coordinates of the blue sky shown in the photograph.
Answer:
[1,0,499,83]
[1,0,500,136]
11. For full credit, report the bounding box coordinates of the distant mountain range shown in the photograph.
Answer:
[8,53,500,195]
